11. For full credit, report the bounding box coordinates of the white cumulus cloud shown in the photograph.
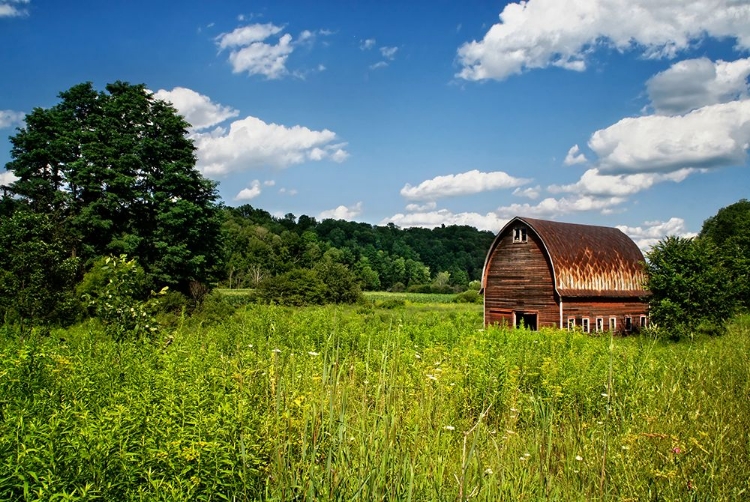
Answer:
[512,185,542,199]
[616,218,698,251]
[217,23,283,49]
[0,109,24,129]
[382,209,508,232]
[400,169,531,201]
[234,180,262,201]
[319,202,363,220]
[193,115,348,176]
[360,38,376,50]
[216,23,328,79]
[153,87,238,130]
[646,57,750,115]
[549,168,694,197]
[457,0,750,81]
[495,195,628,220]
[588,99,750,175]
[0,0,29,17]
[564,144,587,166]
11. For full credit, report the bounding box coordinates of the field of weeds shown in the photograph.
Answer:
[1,304,748,500]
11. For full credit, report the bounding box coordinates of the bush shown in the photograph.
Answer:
[79,255,165,341]
[453,289,482,304]
[314,261,362,304]
[390,281,406,293]
[377,298,406,309]
[257,269,327,306]
[192,291,238,325]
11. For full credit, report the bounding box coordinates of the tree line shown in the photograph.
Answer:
[221,204,494,293]
[1,81,748,337]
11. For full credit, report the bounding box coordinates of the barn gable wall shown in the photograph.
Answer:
[483,223,560,328]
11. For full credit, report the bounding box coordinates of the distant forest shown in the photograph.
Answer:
[221,205,496,292]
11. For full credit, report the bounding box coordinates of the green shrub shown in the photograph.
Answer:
[80,255,165,341]
[257,268,327,306]
[453,289,482,304]
[192,290,238,325]
[377,298,406,309]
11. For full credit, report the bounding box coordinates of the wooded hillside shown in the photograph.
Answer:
[221,204,496,292]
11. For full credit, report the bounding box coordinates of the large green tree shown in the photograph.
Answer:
[699,199,750,309]
[645,236,736,336]
[3,81,223,294]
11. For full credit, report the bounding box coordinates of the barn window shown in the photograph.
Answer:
[581,318,590,333]
[609,317,616,332]
[567,317,575,331]
[513,227,527,243]
[625,316,633,332]
[640,315,647,328]
[596,317,604,333]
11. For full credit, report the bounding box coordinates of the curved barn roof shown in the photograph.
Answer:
[484,216,648,298]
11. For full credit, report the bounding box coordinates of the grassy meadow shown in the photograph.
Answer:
[1,301,748,501]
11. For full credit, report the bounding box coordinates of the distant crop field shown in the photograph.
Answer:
[1,305,748,500]
[363,290,461,304]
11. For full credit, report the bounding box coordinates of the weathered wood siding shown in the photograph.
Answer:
[483,224,559,328]
[562,299,648,334]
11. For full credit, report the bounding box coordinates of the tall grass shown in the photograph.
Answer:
[1,307,748,500]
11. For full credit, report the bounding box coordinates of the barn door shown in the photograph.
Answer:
[515,312,538,330]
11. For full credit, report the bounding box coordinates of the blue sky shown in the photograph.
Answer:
[1,0,749,249]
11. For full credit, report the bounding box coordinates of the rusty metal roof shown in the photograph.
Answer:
[486,216,648,298]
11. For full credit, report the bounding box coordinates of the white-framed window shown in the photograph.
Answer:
[596,317,604,333]
[567,317,576,331]
[513,227,528,243]
[640,315,647,328]
[581,317,590,333]
[625,316,633,332]
[609,317,617,332]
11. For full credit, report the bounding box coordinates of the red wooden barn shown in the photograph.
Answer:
[481,216,649,333]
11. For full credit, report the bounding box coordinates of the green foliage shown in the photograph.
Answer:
[453,289,483,304]
[1,306,748,500]
[191,290,238,325]
[314,260,362,304]
[0,211,80,328]
[646,236,735,338]
[699,199,750,310]
[256,261,362,306]
[81,255,164,341]
[4,81,223,296]
[257,268,327,306]
[220,205,496,292]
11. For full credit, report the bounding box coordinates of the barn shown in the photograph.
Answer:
[481,216,649,333]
